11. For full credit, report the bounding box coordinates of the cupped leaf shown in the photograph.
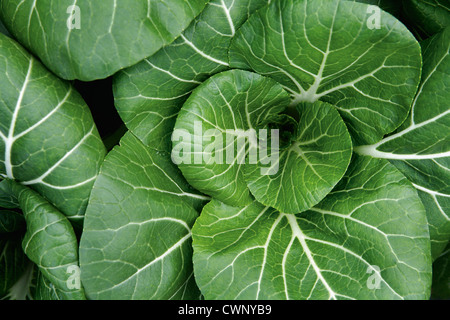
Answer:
[173,70,290,207]
[192,155,432,300]
[229,0,422,145]
[79,132,207,300]
[356,28,450,259]
[0,0,208,81]
[8,181,85,300]
[173,70,352,213]
[402,0,450,37]
[245,101,352,213]
[113,0,270,150]
[0,34,106,222]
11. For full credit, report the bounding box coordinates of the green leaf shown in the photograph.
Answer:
[356,28,450,259]
[113,0,270,150]
[173,70,352,213]
[0,34,106,222]
[431,243,450,299]
[79,132,207,300]
[0,180,19,209]
[8,181,85,300]
[229,0,422,145]
[192,155,432,300]
[0,0,208,81]
[173,69,290,207]
[245,101,353,213]
[32,269,64,300]
[402,0,450,37]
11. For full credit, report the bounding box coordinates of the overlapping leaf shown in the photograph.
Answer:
[245,101,352,213]
[113,0,270,150]
[8,181,85,300]
[173,70,353,213]
[0,34,106,222]
[193,155,432,300]
[229,0,422,145]
[0,0,208,80]
[79,132,207,300]
[173,70,290,207]
[356,28,450,259]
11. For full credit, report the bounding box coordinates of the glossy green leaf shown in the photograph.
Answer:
[8,181,85,300]
[173,70,290,207]
[174,70,352,213]
[193,155,431,300]
[229,0,422,145]
[0,34,106,222]
[113,0,270,150]
[356,28,450,259]
[245,101,352,213]
[0,0,208,80]
[79,132,207,300]
[32,269,64,300]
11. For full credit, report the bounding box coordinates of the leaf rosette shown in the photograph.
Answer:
[0,0,440,300]
[77,0,448,300]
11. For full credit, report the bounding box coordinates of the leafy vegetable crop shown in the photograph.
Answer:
[0,0,449,300]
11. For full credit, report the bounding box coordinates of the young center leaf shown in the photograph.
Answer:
[229,0,422,145]
[0,0,208,81]
[244,101,352,213]
[79,132,208,300]
[356,28,450,259]
[0,34,106,222]
[192,155,432,300]
[113,0,271,150]
[173,70,352,213]
[173,70,290,207]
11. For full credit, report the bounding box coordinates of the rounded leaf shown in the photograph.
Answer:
[193,156,432,300]
[0,0,208,80]
[229,0,422,145]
